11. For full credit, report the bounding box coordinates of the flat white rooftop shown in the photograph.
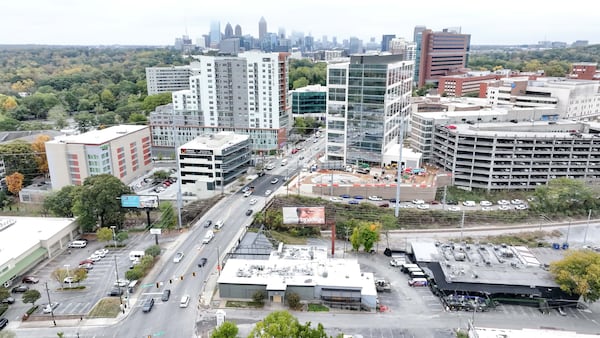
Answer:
[180,132,249,151]
[218,245,377,296]
[47,125,148,145]
[0,217,75,265]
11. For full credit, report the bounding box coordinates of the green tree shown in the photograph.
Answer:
[297,322,328,338]
[115,231,129,244]
[0,140,38,185]
[349,226,361,251]
[47,104,68,129]
[211,321,239,338]
[73,112,97,133]
[157,201,177,230]
[287,292,301,310]
[96,227,114,244]
[0,117,20,131]
[96,112,119,127]
[248,310,299,338]
[0,287,9,302]
[72,174,132,231]
[142,92,172,112]
[73,268,88,285]
[128,112,147,124]
[292,77,309,89]
[153,170,170,180]
[550,250,600,302]
[145,245,161,257]
[43,185,80,217]
[100,89,116,110]
[22,289,41,306]
[125,268,143,281]
[532,178,598,215]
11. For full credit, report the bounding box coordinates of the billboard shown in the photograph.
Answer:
[282,207,325,225]
[121,195,159,209]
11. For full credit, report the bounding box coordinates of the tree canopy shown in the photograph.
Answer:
[72,174,132,231]
[211,321,239,338]
[531,178,600,216]
[248,310,328,338]
[550,250,600,302]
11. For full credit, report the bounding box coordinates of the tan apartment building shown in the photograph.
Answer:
[45,125,152,190]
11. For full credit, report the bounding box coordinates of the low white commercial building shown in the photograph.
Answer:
[0,217,79,287]
[217,245,378,310]
[178,132,251,194]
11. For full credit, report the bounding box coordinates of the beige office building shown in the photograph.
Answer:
[45,125,152,190]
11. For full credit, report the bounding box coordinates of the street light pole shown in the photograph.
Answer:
[110,226,117,248]
[114,255,122,305]
[44,282,57,326]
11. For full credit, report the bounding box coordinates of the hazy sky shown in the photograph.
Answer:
[2,0,599,46]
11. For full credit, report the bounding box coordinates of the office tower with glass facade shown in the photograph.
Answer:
[325,55,413,166]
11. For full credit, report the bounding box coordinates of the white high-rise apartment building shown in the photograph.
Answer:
[150,51,290,152]
[326,55,413,166]
[145,62,201,95]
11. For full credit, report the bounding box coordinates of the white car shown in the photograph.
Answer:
[448,206,461,211]
[416,204,430,210]
[249,198,257,205]
[329,197,342,202]
[497,200,510,205]
[390,259,405,267]
[88,254,102,262]
[482,207,493,211]
[173,252,185,263]
[511,199,524,205]
[270,178,279,184]
[462,201,476,207]
[515,204,528,210]
[479,201,492,207]
[265,190,272,196]
[243,190,252,197]
[412,199,425,205]
[94,249,109,257]
[114,279,130,287]
[499,205,512,211]
[63,276,78,284]
[42,302,60,314]
[368,196,383,201]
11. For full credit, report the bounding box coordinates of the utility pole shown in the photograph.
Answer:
[442,186,447,209]
[583,209,592,245]
[217,246,221,276]
[460,211,465,242]
[44,282,56,326]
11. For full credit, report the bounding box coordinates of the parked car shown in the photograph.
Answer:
[203,220,212,228]
[1,297,15,304]
[21,276,39,284]
[412,199,425,205]
[353,195,364,200]
[161,289,171,302]
[94,248,109,257]
[448,206,461,212]
[497,200,510,205]
[0,317,8,330]
[368,196,383,201]
[340,194,351,199]
[198,257,208,267]
[142,298,155,312]
[42,302,60,314]
[329,197,342,202]
[78,263,93,271]
[379,203,390,208]
[63,276,79,284]
[511,199,524,205]
[480,200,493,207]
[245,209,253,216]
[348,200,360,205]
[416,204,430,210]
[88,254,102,262]
[79,259,94,266]
[462,200,476,207]
[11,285,29,293]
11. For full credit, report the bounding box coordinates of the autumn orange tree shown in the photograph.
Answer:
[31,134,50,175]
[6,172,24,197]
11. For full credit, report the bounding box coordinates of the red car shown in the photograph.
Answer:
[79,259,94,265]
[291,148,299,154]
[21,276,39,284]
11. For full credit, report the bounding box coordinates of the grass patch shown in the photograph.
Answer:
[88,297,121,318]
[225,300,264,308]
[463,230,561,247]
[307,304,329,312]
[270,231,307,245]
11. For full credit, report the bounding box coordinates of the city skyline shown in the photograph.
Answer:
[2,0,599,46]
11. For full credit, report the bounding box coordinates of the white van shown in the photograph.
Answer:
[280,158,288,166]
[179,295,190,308]
[401,263,419,273]
[214,220,224,230]
[129,250,145,262]
[68,240,87,248]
